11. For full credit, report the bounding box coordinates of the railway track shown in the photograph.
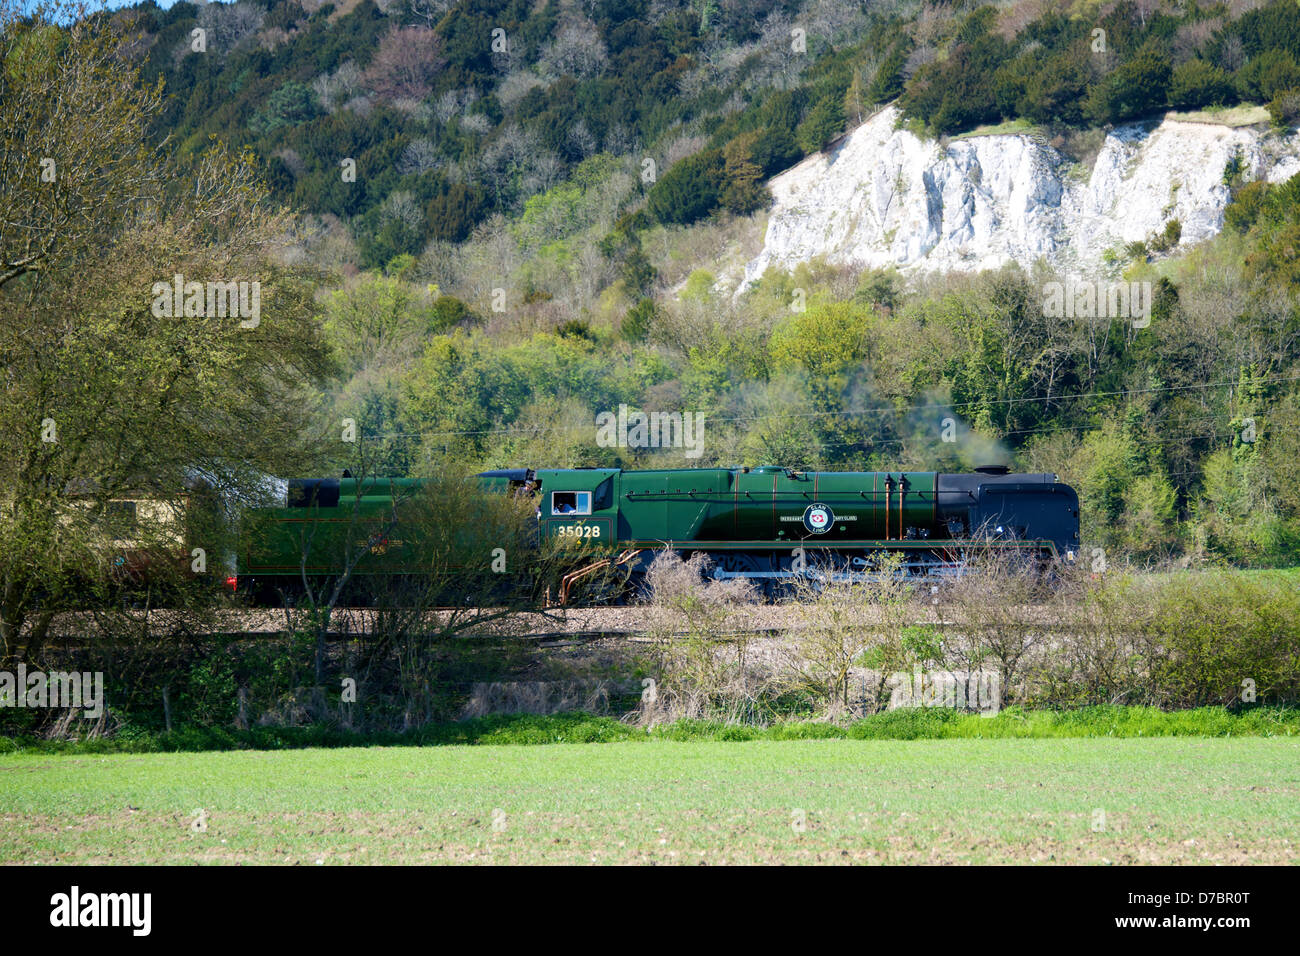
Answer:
[27,596,1072,641]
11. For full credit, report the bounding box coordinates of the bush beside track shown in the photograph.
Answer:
[5,567,1298,743]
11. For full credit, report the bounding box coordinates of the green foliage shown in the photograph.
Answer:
[748,124,802,177]
[621,298,655,343]
[322,273,436,374]
[1147,218,1181,253]
[680,268,716,302]
[1223,149,1247,189]
[769,301,875,378]
[1224,180,1271,232]
[719,131,769,214]
[1145,573,1300,707]
[899,625,943,666]
[1168,60,1236,111]
[1235,48,1300,102]
[647,148,725,225]
[402,329,661,463]
[1010,50,1089,126]
[430,295,479,332]
[249,81,318,135]
[795,94,844,153]
[1074,422,1180,558]
[1085,44,1171,124]
[176,656,239,726]
[1194,448,1293,563]
[8,705,1300,753]
[1227,172,1300,286]
[1268,88,1300,127]
[867,39,909,104]
[424,183,489,243]
[899,6,1014,134]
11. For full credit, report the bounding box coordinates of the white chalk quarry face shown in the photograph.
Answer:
[740,105,1300,291]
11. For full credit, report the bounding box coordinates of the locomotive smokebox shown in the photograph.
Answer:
[936,470,1078,557]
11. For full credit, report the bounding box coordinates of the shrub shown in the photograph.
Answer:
[249,81,318,135]
[1168,60,1236,110]
[1144,573,1300,708]
[1086,46,1171,124]
[1268,88,1300,127]
[1147,218,1182,253]
[430,294,479,332]
[796,94,845,153]
[621,298,654,342]
[1235,49,1300,102]
[646,149,725,225]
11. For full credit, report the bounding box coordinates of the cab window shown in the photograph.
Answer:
[551,491,592,516]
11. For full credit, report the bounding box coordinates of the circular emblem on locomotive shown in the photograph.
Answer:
[803,503,834,534]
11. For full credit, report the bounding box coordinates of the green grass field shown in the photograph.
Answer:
[3,738,1298,864]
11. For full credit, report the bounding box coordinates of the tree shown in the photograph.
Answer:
[1168,59,1236,111]
[425,182,488,242]
[323,272,437,375]
[867,40,908,104]
[646,148,724,225]
[0,1,334,663]
[769,301,876,379]
[249,81,319,135]
[844,66,866,126]
[538,17,608,79]
[407,0,454,28]
[1235,49,1300,102]
[0,1,165,289]
[796,93,844,153]
[363,25,446,101]
[719,131,768,215]
[1016,51,1088,125]
[622,298,655,342]
[1086,45,1171,124]
[1073,422,1180,558]
[196,1,265,57]
[749,125,801,177]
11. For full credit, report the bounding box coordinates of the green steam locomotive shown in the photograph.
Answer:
[234,465,1079,603]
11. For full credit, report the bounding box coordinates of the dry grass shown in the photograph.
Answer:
[1165,104,1272,127]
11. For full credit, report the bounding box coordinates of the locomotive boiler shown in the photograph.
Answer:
[478,464,1079,589]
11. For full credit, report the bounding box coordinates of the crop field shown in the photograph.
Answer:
[3,738,1298,865]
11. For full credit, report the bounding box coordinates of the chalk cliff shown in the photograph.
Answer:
[740,105,1300,290]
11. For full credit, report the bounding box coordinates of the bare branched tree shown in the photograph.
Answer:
[363,25,445,101]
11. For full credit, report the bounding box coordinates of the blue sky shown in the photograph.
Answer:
[102,0,187,9]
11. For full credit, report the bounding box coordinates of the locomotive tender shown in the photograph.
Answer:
[236,465,1079,601]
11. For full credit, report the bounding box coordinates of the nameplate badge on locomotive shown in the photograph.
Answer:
[803,503,834,534]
